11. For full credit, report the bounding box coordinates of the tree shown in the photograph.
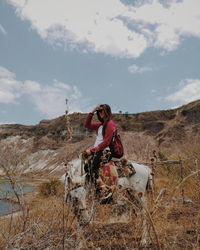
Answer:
[0,137,32,231]
[125,111,129,119]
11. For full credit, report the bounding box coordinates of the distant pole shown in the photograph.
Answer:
[65,99,73,142]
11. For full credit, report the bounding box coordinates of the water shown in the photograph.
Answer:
[0,182,33,199]
[0,179,34,215]
[0,200,19,215]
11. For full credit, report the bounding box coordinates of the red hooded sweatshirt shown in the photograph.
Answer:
[85,112,115,153]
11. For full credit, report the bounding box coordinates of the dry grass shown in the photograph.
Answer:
[0,194,80,249]
[0,135,200,249]
[122,131,157,162]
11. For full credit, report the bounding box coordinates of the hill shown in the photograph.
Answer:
[0,99,200,177]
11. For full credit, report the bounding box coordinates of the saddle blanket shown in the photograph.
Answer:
[98,161,118,187]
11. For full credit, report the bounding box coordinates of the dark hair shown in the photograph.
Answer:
[97,104,112,136]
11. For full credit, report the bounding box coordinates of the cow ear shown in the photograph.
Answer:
[120,158,127,165]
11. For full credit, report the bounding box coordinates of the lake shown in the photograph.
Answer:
[0,178,34,215]
[0,200,20,215]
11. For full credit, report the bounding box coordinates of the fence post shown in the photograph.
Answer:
[180,158,185,204]
[195,158,200,180]
[65,99,73,142]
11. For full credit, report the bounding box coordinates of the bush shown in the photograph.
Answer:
[158,151,168,161]
[181,102,200,116]
[181,109,191,116]
[39,178,63,197]
[162,110,176,119]
[124,112,130,119]
[121,124,129,131]
[114,117,121,121]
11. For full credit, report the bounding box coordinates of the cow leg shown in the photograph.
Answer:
[140,208,149,247]
[123,189,150,247]
[68,187,90,227]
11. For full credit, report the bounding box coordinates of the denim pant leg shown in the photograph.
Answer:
[92,150,103,179]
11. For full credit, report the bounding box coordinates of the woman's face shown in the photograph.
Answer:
[98,108,105,119]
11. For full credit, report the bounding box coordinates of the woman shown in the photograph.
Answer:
[84,104,115,178]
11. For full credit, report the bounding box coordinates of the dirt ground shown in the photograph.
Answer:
[78,198,200,250]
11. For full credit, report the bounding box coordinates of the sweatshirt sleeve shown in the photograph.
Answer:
[91,120,115,152]
[85,112,101,130]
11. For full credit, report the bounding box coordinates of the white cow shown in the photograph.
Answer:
[118,161,153,196]
[60,156,153,211]
[60,156,153,246]
[60,158,87,208]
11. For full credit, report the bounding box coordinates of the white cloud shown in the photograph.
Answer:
[0,90,16,104]
[0,24,7,35]
[6,0,200,57]
[165,79,200,104]
[123,0,200,51]
[30,81,83,117]
[128,64,152,74]
[0,66,16,79]
[0,66,86,118]
[0,66,22,103]
[23,80,41,94]
[6,0,148,58]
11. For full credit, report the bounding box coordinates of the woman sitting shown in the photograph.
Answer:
[84,104,115,179]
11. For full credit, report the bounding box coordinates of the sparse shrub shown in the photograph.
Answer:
[39,178,63,197]
[157,151,173,173]
[181,109,191,116]
[158,151,167,161]
[121,124,129,131]
[142,122,164,135]
[163,163,174,174]
[72,134,85,142]
[181,102,200,116]
[125,111,129,119]
[114,116,121,122]
[80,122,84,128]
[162,110,176,119]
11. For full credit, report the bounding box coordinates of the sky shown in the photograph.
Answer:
[0,0,200,125]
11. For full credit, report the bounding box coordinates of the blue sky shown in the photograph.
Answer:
[0,0,200,125]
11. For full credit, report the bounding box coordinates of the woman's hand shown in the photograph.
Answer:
[86,149,92,155]
[92,105,101,114]
[90,146,100,153]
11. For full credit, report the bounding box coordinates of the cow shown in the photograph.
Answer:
[60,154,153,226]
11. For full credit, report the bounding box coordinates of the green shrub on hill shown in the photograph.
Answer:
[39,178,63,197]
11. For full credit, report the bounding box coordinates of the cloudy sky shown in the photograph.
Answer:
[0,0,200,125]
